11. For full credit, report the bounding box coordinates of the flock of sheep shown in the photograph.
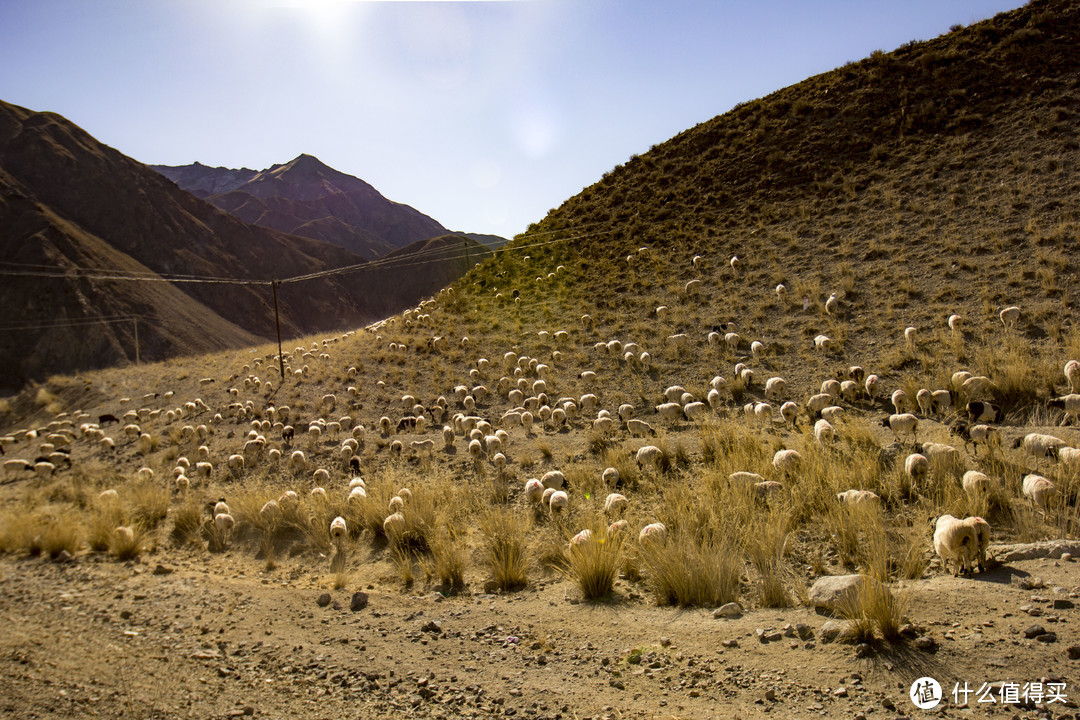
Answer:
[1,245,1079,596]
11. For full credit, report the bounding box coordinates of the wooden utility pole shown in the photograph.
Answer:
[272,280,285,380]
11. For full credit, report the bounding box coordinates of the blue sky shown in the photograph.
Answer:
[1,0,1023,239]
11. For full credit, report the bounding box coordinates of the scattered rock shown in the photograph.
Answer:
[713,602,743,618]
[819,620,847,643]
[1055,599,1075,610]
[721,639,739,648]
[854,643,873,658]
[1067,645,1080,660]
[795,623,813,640]
[833,686,848,697]
[913,636,937,651]
[152,564,172,575]
[1037,632,1058,644]
[55,550,73,563]
[764,689,776,702]
[659,636,671,647]
[1024,625,1047,639]
[483,580,499,594]
[808,575,886,612]
[421,620,443,634]
[350,592,369,612]
[317,593,331,608]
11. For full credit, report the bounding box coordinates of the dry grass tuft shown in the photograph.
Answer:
[480,508,530,590]
[566,529,622,600]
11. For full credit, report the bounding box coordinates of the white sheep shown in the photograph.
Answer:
[764,377,787,400]
[864,374,879,402]
[383,512,406,541]
[728,471,765,491]
[775,284,788,301]
[548,490,569,514]
[754,480,784,502]
[330,516,347,541]
[1066,360,1080,393]
[961,375,994,400]
[541,470,566,490]
[916,389,933,416]
[524,478,544,504]
[806,393,832,417]
[961,471,992,498]
[1022,474,1055,509]
[837,489,881,508]
[656,402,684,422]
[839,381,860,404]
[890,389,910,414]
[684,401,708,421]
[729,255,741,271]
[824,293,838,316]
[780,401,800,426]
[934,514,977,576]
[1049,394,1080,425]
[638,522,667,544]
[904,326,917,347]
[905,453,929,485]
[999,305,1020,330]
[882,413,918,442]
[604,493,628,516]
[1014,433,1066,464]
[772,449,801,476]
[636,445,663,471]
[921,442,963,476]
[948,314,962,331]
[821,379,841,399]
[627,418,655,437]
[814,419,835,446]
[814,334,832,352]
[962,516,991,572]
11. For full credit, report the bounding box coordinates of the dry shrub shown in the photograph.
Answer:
[480,508,530,590]
[744,510,794,607]
[109,524,148,561]
[170,499,205,547]
[836,577,908,644]
[87,501,126,552]
[29,507,84,558]
[640,531,741,607]
[128,481,169,529]
[430,524,468,589]
[566,529,622,600]
[390,546,415,587]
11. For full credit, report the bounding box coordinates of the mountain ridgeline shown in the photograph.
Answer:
[154,155,453,260]
[0,102,492,393]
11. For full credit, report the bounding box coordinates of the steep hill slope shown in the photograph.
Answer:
[154,155,453,259]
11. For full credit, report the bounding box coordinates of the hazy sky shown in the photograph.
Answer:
[2,0,1022,239]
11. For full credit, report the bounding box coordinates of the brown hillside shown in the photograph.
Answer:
[155,154,451,259]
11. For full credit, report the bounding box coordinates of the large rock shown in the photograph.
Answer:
[808,574,887,612]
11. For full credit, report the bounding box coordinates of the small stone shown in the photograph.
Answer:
[764,689,776,702]
[317,593,331,608]
[833,686,848,697]
[764,631,783,642]
[55,550,73,563]
[1025,625,1047,638]
[1054,599,1075,610]
[1063,553,1073,562]
[914,636,936,651]
[854,643,873,658]
[1069,645,1080,660]
[721,639,739,648]
[819,620,847,643]
[350,592,369,612]
[755,628,767,642]
[609,680,625,690]
[882,697,896,711]
[713,602,743,618]
[421,620,443,634]
[659,637,671,647]
[152,564,172,575]
[795,623,813,640]
[1037,632,1058,643]
[483,580,499,594]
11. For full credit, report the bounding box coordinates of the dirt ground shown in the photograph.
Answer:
[1,543,1079,720]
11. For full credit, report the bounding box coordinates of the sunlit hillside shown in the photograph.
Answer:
[2,2,1080,717]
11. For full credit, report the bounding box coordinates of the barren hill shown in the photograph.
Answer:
[154,154,455,260]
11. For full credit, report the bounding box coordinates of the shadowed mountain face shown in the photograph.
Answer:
[0,101,491,393]
[153,155,452,260]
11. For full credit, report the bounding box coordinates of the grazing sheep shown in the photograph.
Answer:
[962,516,991,572]
[961,471,992,498]
[948,314,963,331]
[882,413,918,442]
[1014,433,1066,464]
[772,449,801,476]
[636,445,663,471]
[824,294,838,316]
[330,516,347,541]
[966,401,1002,424]
[724,332,741,352]
[754,480,784,502]
[806,393,832,418]
[821,379,841,399]
[904,453,929,486]
[655,402,684,422]
[524,478,544,504]
[541,470,566,490]
[750,341,765,360]
[548,490,569,514]
[729,255,741,271]
[1022,474,1055,510]
[840,381,860,404]
[931,389,953,414]
[775,284,788,300]
[764,377,787,400]
[604,493,628,516]
[961,375,994,400]
[728,471,765,490]
[837,489,881,508]
[684,401,709,421]
[195,461,213,479]
[627,418,655,437]
[638,522,667,544]
[950,422,1000,455]
[1065,360,1080,393]
[934,514,977,576]
[921,442,963,477]
[814,419,835,446]
[864,374,880,403]
[383,512,406,541]
[891,389,910,415]
[916,389,933,416]
[753,402,773,425]
[1049,394,1080,425]
[904,326,917,347]
[999,305,1021,330]
[766,402,793,428]
[814,334,832,352]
